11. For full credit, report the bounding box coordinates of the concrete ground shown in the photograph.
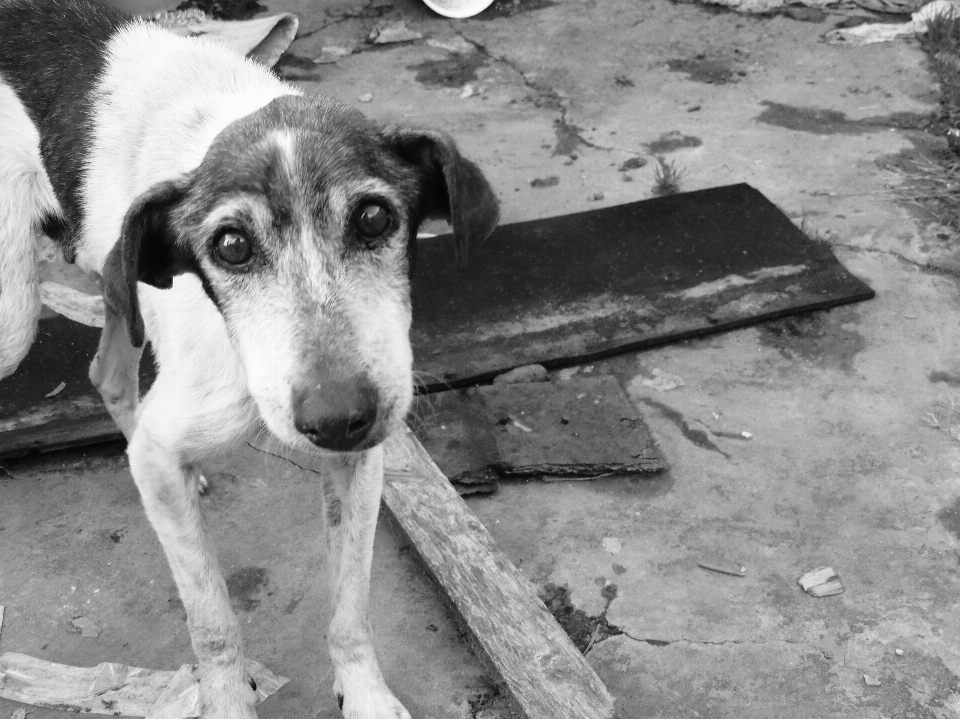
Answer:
[4,0,960,717]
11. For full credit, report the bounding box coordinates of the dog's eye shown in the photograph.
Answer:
[353,202,391,240]
[215,232,253,265]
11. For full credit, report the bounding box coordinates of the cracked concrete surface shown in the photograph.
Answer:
[5,0,960,717]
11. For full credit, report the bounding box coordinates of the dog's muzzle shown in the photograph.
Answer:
[293,375,380,451]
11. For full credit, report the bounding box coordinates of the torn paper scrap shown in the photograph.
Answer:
[825,0,960,45]
[641,368,685,392]
[71,615,101,638]
[0,652,287,717]
[798,567,845,597]
[39,282,105,328]
[368,20,423,44]
[602,537,622,554]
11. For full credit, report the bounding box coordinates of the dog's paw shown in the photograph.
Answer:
[334,669,411,719]
[198,664,258,719]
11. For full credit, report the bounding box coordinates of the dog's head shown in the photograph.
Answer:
[103,95,499,452]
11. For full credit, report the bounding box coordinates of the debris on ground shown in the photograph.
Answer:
[38,282,105,328]
[602,537,623,554]
[863,673,882,686]
[530,176,560,189]
[358,92,373,103]
[0,606,4,641]
[635,368,686,392]
[698,556,747,577]
[493,364,549,384]
[426,37,476,54]
[312,45,353,64]
[825,0,959,45]
[71,616,100,638]
[538,583,623,654]
[0,653,286,718]
[684,0,921,15]
[368,20,423,45]
[44,382,65,399]
[10,708,27,719]
[798,566,845,596]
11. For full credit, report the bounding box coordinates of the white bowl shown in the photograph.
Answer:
[421,0,495,18]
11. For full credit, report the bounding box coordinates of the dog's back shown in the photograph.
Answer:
[0,0,125,250]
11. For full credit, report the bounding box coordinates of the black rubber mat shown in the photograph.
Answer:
[0,183,873,456]
[411,183,874,389]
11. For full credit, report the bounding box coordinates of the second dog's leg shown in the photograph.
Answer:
[89,306,144,440]
[321,445,410,719]
[128,376,258,719]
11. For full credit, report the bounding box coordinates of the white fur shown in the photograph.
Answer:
[0,81,62,379]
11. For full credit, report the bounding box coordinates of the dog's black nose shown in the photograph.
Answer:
[293,376,380,451]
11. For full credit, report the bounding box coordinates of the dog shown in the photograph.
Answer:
[0,1,499,717]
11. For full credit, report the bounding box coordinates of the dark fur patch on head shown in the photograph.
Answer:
[184,96,424,243]
[0,0,128,259]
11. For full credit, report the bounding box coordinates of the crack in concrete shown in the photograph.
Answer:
[445,24,642,157]
[247,442,323,476]
[619,632,825,652]
[831,241,960,279]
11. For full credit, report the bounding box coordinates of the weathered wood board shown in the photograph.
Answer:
[381,429,616,719]
[413,375,666,494]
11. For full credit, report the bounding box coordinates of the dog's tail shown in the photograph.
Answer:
[0,144,62,381]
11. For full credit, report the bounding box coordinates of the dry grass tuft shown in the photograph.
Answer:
[651,157,688,197]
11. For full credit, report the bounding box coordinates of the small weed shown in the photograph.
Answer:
[652,157,688,197]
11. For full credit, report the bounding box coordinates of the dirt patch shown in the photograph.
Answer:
[758,309,866,373]
[553,117,585,156]
[226,567,268,611]
[478,0,556,19]
[539,583,622,654]
[175,0,264,20]
[930,370,960,385]
[646,131,702,155]
[530,176,560,188]
[619,157,647,171]
[757,101,931,135]
[639,398,729,458]
[408,52,487,88]
[667,55,736,85]
[938,496,960,540]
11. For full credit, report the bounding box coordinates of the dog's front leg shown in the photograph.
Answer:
[322,445,410,719]
[127,427,256,719]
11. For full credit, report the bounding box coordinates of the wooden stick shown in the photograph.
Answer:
[382,428,615,719]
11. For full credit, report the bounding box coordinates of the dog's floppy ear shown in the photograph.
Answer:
[385,128,500,268]
[102,177,195,348]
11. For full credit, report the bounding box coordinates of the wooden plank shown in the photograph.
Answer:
[382,428,616,719]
